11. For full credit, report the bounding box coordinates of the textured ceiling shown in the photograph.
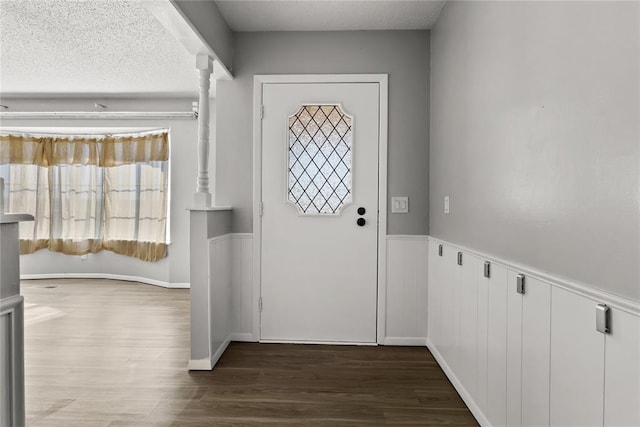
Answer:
[0,0,198,95]
[215,0,446,31]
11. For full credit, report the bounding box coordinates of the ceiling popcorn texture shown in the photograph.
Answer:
[215,0,446,32]
[0,0,197,95]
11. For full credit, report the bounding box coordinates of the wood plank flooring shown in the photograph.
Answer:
[21,279,477,426]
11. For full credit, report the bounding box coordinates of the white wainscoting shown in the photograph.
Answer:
[384,236,428,345]
[230,233,255,342]
[427,237,640,427]
[208,234,233,368]
[225,234,429,345]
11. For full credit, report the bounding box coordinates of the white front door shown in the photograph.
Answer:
[260,82,380,343]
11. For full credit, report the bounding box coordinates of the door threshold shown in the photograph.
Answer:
[259,339,378,346]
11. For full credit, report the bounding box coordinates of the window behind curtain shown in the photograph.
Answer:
[0,129,170,262]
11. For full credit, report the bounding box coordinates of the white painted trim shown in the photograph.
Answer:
[253,74,389,344]
[427,338,490,427]
[387,234,429,241]
[230,332,255,342]
[232,233,253,238]
[428,236,640,316]
[252,77,263,342]
[164,282,190,289]
[260,339,378,346]
[0,213,33,224]
[383,337,428,346]
[187,358,212,371]
[253,74,389,84]
[207,234,232,243]
[187,206,232,212]
[377,75,389,345]
[210,335,231,368]
[20,273,190,289]
[0,295,23,313]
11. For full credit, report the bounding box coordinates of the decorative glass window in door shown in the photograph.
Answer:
[288,104,353,215]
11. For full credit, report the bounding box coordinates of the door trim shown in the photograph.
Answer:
[252,74,389,344]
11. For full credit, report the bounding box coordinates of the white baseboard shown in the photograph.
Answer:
[259,339,378,346]
[382,337,428,346]
[426,338,490,427]
[164,282,190,289]
[210,335,231,369]
[187,358,212,371]
[20,273,189,289]
[230,332,256,342]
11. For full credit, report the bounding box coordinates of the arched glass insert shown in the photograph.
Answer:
[287,104,353,215]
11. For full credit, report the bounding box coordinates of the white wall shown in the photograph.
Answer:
[1,98,200,285]
[429,1,640,301]
[216,30,430,235]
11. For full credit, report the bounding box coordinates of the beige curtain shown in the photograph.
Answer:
[0,130,169,262]
[0,132,168,166]
[4,164,51,253]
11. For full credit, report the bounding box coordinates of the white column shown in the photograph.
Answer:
[194,54,213,208]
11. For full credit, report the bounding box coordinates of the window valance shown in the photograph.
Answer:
[0,130,169,167]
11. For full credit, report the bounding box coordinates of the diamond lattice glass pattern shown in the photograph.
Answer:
[288,105,353,215]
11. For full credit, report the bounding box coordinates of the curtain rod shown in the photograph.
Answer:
[0,128,169,138]
[0,111,197,120]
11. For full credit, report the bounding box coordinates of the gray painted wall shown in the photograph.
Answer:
[2,98,200,285]
[430,2,639,301]
[215,31,430,234]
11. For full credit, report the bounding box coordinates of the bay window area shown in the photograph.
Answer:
[0,129,169,262]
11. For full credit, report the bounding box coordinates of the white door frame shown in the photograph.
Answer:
[252,74,389,344]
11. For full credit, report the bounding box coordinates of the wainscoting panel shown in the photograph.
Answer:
[604,308,640,426]
[384,236,428,345]
[427,240,443,351]
[506,270,523,427]
[486,263,508,427]
[475,261,490,416]
[208,235,232,368]
[521,277,551,427]
[230,234,254,341]
[457,254,479,400]
[549,286,605,427]
[427,237,640,427]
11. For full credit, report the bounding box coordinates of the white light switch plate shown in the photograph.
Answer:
[391,197,409,213]
[444,196,450,214]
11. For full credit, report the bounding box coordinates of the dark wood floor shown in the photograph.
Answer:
[21,279,477,426]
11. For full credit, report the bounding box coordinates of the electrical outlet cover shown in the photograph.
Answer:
[391,196,409,213]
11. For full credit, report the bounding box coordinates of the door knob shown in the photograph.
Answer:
[357,218,366,227]
[357,207,366,215]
